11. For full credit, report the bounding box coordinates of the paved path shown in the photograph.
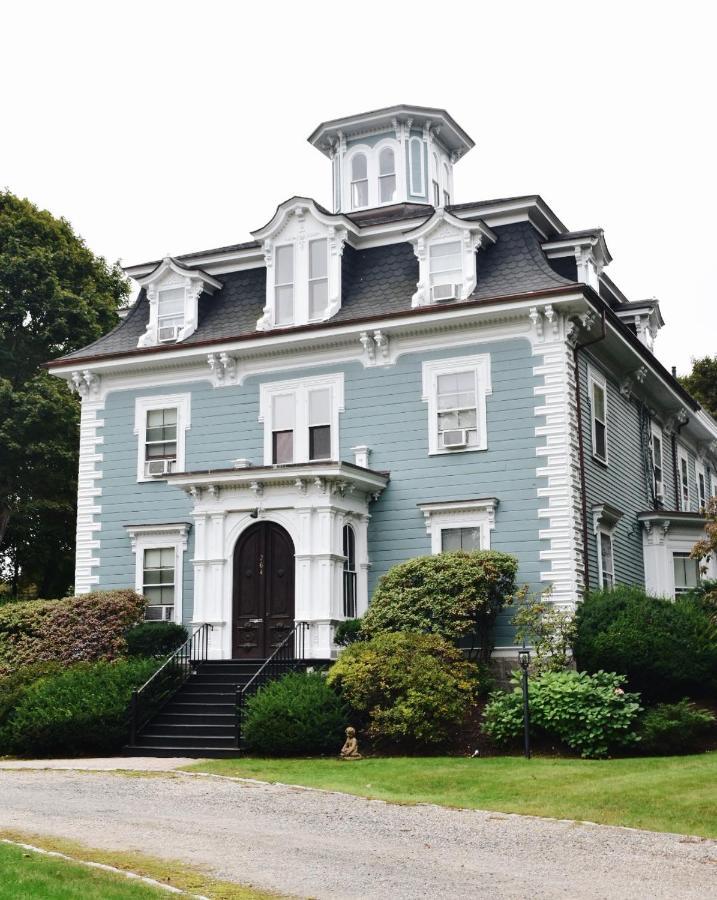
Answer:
[0,756,195,771]
[0,769,715,899]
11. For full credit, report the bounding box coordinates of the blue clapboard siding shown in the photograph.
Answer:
[95,337,542,643]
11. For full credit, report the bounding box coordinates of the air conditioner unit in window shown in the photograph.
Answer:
[431,283,461,302]
[158,325,180,342]
[146,458,176,476]
[442,429,468,449]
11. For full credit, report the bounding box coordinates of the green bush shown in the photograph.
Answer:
[334,619,364,646]
[637,701,716,756]
[573,586,717,702]
[0,658,159,757]
[125,621,188,657]
[361,551,518,661]
[687,580,717,629]
[0,589,145,674]
[241,671,348,756]
[328,632,477,751]
[0,662,64,729]
[482,670,642,759]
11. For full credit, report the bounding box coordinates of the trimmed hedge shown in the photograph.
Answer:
[0,662,64,729]
[0,590,145,674]
[573,586,717,702]
[361,551,517,660]
[637,701,716,756]
[242,671,348,756]
[0,658,159,757]
[125,621,188,657]
[328,632,477,751]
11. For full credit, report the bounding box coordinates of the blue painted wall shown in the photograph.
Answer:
[96,337,542,644]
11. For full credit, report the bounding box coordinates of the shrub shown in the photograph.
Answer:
[125,621,188,657]
[637,701,716,756]
[511,589,576,673]
[334,618,364,646]
[573,586,717,702]
[328,632,477,750]
[0,662,64,729]
[361,551,518,661]
[0,658,159,757]
[0,589,145,674]
[687,580,717,630]
[482,670,642,759]
[241,671,348,756]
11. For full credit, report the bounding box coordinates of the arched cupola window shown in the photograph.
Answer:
[351,153,369,209]
[378,147,396,204]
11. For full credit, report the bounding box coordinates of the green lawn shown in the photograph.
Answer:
[186,753,717,839]
[0,841,170,899]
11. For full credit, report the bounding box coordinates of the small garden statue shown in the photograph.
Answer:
[339,726,362,760]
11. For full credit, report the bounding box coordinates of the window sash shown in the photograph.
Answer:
[157,288,184,330]
[432,180,440,206]
[143,547,175,619]
[272,430,294,465]
[652,434,663,492]
[680,457,689,509]
[441,527,481,552]
[599,532,614,589]
[698,472,706,509]
[145,409,178,465]
[274,245,294,325]
[591,379,607,461]
[673,552,699,594]
[436,371,478,448]
[342,524,357,618]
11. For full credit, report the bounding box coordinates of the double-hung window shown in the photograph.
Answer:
[678,450,690,511]
[432,153,440,206]
[598,531,615,589]
[422,355,491,455]
[261,374,344,466]
[441,526,481,552]
[308,239,328,320]
[142,548,176,621]
[651,425,664,501]
[351,153,369,209]
[144,408,177,477]
[274,245,294,326]
[673,552,699,596]
[378,147,396,204]
[588,368,608,463]
[342,524,357,618]
[696,462,707,511]
[429,241,462,302]
[157,288,185,342]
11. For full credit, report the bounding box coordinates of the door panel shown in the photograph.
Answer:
[232,522,295,659]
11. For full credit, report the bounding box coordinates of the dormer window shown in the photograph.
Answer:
[308,239,328,319]
[274,244,295,325]
[429,241,462,301]
[379,148,396,204]
[351,153,369,209]
[157,288,185,342]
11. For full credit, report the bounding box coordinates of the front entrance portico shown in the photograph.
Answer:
[166,462,388,659]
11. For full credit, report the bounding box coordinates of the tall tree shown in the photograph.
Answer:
[0,191,128,597]
[680,355,717,419]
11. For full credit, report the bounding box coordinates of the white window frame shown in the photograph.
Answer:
[418,498,497,554]
[696,459,707,511]
[134,394,191,483]
[409,136,425,196]
[587,365,608,464]
[650,420,664,502]
[677,445,690,511]
[422,355,492,455]
[672,551,700,596]
[597,529,615,590]
[125,523,190,625]
[259,373,344,466]
[343,139,402,211]
[273,243,295,326]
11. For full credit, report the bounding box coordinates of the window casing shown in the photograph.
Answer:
[442,162,451,206]
[308,239,328,320]
[144,408,177,477]
[409,137,425,195]
[350,153,369,209]
[274,244,295,326]
[429,241,462,300]
[378,147,396,204]
[696,461,707,510]
[342,524,357,618]
[143,548,175,621]
[651,423,664,501]
[422,355,491,455]
[432,152,440,206]
[134,394,191,483]
[157,287,185,342]
[441,526,481,552]
[419,499,497,554]
[673,552,699,596]
[597,531,615,589]
[588,368,608,463]
[678,449,690,511]
[260,374,344,466]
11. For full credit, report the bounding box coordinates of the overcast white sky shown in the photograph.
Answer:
[2,0,714,374]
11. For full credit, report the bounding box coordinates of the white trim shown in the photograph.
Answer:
[258,373,344,466]
[677,444,691,511]
[695,458,707,511]
[134,394,191,483]
[651,419,665,502]
[408,136,425,196]
[587,364,608,465]
[125,522,190,625]
[421,354,492,455]
[418,498,497,553]
[74,399,104,593]
[596,529,615,590]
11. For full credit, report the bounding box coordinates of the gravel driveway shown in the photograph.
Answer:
[0,769,715,899]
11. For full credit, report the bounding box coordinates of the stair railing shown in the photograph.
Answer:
[235,621,310,746]
[129,622,213,744]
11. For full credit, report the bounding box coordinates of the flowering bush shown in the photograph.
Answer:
[0,589,145,674]
[361,551,518,661]
[482,670,642,759]
[328,632,478,750]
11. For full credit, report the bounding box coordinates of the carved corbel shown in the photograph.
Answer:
[250,481,264,497]
[663,408,689,436]
[207,353,223,382]
[188,485,202,501]
[294,478,307,495]
[580,311,597,332]
[529,307,543,339]
[373,330,389,361]
[359,331,376,364]
[207,484,220,500]
[219,353,236,382]
[544,305,560,338]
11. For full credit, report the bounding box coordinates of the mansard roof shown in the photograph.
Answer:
[53,221,572,365]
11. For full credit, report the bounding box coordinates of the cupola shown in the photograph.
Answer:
[308,104,474,214]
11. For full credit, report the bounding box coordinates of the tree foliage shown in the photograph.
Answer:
[680,355,717,418]
[0,191,128,596]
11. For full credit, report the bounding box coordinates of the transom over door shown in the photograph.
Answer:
[232,521,295,659]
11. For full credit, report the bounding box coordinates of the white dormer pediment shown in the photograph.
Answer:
[137,258,221,348]
[407,210,496,308]
[252,198,356,331]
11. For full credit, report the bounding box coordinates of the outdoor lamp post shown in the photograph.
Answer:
[518,642,531,760]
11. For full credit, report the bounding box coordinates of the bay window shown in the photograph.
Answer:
[673,552,699,596]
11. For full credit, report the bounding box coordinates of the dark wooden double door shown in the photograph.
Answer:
[232,522,295,659]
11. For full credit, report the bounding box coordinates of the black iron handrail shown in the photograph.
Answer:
[129,622,213,744]
[236,621,310,746]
